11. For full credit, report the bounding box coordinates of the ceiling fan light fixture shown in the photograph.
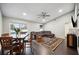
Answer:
[42,19,46,22]
[58,9,63,13]
[22,12,27,16]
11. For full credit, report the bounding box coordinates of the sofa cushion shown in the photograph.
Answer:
[43,37,53,43]
[36,36,44,43]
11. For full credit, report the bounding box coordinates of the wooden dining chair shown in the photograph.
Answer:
[12,38,25,54]
[0,37,13,55]
[0,37,25,55]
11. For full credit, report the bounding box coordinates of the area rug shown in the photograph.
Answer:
[42,38,64,51]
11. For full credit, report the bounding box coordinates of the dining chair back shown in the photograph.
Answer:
[1,33,9,37]
[0,37,13,54]
[12,38,24,54]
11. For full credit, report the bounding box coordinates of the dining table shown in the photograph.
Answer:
[12,34,29,41]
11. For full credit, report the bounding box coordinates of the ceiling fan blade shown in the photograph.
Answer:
[46,15,50,17]
[77,13,79,16]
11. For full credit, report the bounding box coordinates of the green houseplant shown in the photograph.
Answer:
[13,27,21,38]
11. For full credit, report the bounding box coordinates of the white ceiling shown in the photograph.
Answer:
[0,3,74,24]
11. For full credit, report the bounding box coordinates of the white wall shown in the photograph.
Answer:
[44,12,74,39]
[0,10,2,36]
[2,16,41,34]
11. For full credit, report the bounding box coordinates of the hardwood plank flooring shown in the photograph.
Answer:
[54,40,78,55]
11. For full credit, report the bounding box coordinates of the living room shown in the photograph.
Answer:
[0,3,79,55]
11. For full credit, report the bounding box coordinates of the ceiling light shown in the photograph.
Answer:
[58,9,63,13]
[42,19,46,22]
[23,12,27,16]
[40,28,43,31]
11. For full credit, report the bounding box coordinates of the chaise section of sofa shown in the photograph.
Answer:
[32,40,53,55]
[31,37,63,55]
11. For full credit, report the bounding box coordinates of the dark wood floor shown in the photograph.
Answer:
[54,40,78,55]
[0,40,78,55]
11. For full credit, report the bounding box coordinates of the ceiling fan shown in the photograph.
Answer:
[38,11,50,18]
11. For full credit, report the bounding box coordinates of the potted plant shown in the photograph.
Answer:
[13,27,21,38]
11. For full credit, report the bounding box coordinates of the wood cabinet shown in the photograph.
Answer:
[67,34,77,48]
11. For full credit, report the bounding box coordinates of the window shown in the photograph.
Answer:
[10,23,28,39]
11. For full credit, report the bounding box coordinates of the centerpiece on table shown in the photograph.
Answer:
[13,27,21,38]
